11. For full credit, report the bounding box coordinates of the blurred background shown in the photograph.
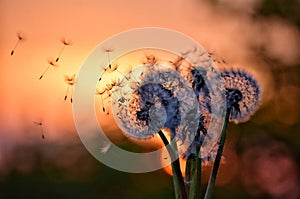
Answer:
[0,0,299,198]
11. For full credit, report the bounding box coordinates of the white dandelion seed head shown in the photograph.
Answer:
[111,64,199,150]
[221,69,262,123]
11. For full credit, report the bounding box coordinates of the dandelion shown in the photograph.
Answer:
[64,74,76,103]
[112,67,198,141]
[99,66,109,81]
[95,88,107,112]
[104,48,114,69]
[10,33,24,56]
[180,66,212,164]
[109,63,129,80]
[109,63,207,199]
[136,83,181,135]
[204,69,261,199]
[100,141,112,154]
[179,67,213,199]
[143,54,157,65]
[221,69,261,123]
[33,121,44,139]
[39,58,58,80]
[56,37,72,62]
[123,80,187,197]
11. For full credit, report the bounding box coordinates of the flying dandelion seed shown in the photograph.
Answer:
[99,65,110,81]
[39,58,58,80]
[104,48,114,69]
[56,37,72,62]
[143,54,157,65]
[169,56,184,71]
[221,69,262,123]
[33,121,44,139]
[100,141,112,154]
[108,78,124,93]
[10,33,24,56]
[64,74,76,103]
[95,88,107,112]
[124,65,139,82]
[110,63,130,80]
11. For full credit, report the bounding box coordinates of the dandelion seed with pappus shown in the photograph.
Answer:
[104,48,114,69]
[95,89,107,112]
[56,37,72,62]
[64,74,76,103]
[10,33,24,56]
[39,58,58,80]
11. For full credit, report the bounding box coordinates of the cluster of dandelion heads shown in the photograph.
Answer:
[221,69,262,123]
[108,49,226,160]
[175,52,226,157]
[170,54,225,159]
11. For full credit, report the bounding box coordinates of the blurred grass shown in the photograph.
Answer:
[0,142,174,199]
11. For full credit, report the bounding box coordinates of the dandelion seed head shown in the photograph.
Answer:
[221,69,262,123]
[136,83,181,135]
[111,64,199,150]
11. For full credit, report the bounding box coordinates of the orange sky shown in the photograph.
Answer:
[0,0,299,145]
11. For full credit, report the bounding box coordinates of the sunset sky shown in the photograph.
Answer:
[1,0,300,198]
[1,0,299,172]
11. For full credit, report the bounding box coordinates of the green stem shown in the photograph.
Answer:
[158,130,187,199]
[195,144,201,199]
[186,149,199,199]
[184,134,202,199]
[187,156,196,199]
[204,108,231,199]
[184,156,192,197]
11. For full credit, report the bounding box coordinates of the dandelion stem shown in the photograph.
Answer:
[158,130,187,199]
[195,144,201,199]
[186,156,197,198]
[185,139,201,199]
[184,156,192,194]
[204,108,231,199]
